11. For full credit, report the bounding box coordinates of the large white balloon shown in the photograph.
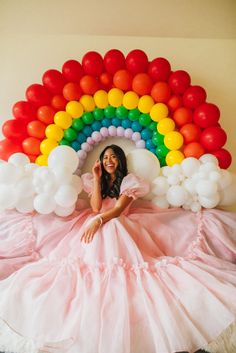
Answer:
[196,180,218,197]
[34,194,56,214]
[48,146,79,173]
[167,185,188,207]
[126,149,160,183]
[54,204,76,217]
[55,185,78,208]
[198,193,220,208]
[152,196,169,208]
[0,163,21,184]
[199,154,218,165]
[181,158,201,177]
[152,176,169,196]
[8,153,30,167]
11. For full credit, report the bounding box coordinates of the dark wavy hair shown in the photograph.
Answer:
[99,145,128,199]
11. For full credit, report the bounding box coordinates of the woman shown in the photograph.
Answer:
[0,144,236,353]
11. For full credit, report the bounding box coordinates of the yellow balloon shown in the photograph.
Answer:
[150,103,169,122]
[45,124,64,141]
[80,95,95,112]
[54,111,72,129]
[66,101,84,118]
[94,90,108,108]
[35,154,48,166]
[122,91,139,110]
[40,139,58,155]
[138,95,154,113]
[166,150,185,166]
[164,131,184,150]
[157,118,175,135]
[108,88,124,107]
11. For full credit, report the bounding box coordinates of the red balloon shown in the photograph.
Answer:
[82,51,104,77]
[27,154,37,163]
[183,142,205,159]
[37,106,56,124]
[113,70,133,91]
[63,82,82,101]
[168,70,191,94]
[104,49,126,75]
[99,72,113,90]
[212,149,232,169]
[132,73,153,96]
[151,82,171,103]
[42,69,66,94]
[0,138,23,161]
[180,123,201,144]
[12,101,37,121]
[51,95,67,111]
[173,107,193,127]
[167,95,183,113]
[22,137,41,155]
[126,49,148,75]
[26,84,52,107]
[193,103,220,128]
[148,57,171,82]
[183,85,207,109]
[2,119,27,142]
[80,75,100,95]
[62,60,83,83]
[27,120,46,139]
[200,126,227,151]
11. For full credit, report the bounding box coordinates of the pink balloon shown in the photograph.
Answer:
[81,142,91,152]
[132,132,141,141]
[108,126,117,136]
[100,127,109,137]
[77,150,87,160]
[117,126,125,137]
[124,128,133,139]
[136,140,145,148]
[92,131,102,142]
[87,137,95,145]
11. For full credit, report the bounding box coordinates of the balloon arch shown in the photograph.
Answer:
[0,49,232,169]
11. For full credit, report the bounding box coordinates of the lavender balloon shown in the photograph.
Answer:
[117,126,125,137]
[92,131,102,143]
[87,137,95,145]
[100,127,109,137]
[77,150,87,160]
[132,132,141,142]
[108,126,117,137]
[81,142,92,152]
[124,128,133,139]
[136,139,146,149]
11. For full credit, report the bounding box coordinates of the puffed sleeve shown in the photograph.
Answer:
[120,173,150,200]
[81,173,94,196]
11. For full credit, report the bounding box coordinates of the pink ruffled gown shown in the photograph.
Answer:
[0,173,236,353]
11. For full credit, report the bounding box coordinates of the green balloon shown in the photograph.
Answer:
[72,118,84,131]
[156,144,169,158]
[59,139,71,146]
[82,112,94,124]
[139,113,151,127]
[159,157,167,167]
[93,108,104,120]
[128,109,140,121]
[148,121,157,131]
[116,106,128,119]
[152,131,164,145]
[104,106,116,118]
[64,128,77,142]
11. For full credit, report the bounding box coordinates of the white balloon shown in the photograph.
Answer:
[152,176,169,196]
[126,149,160,183]
[55,185,78,208]
[196,180,218,197]
[33,166,53,181]
[209,171,221,182]
[161,166,171,177]
[182,178,196,195]
[198,193,220,208]
[0,184,18,209]
[190,201,202,213]
[0,163,21,184]
[199,154,218,165]
[167,185,188,207]
[152,196,169,209]
[48,146,79,173]
[171,164,182,175]
[16,196,34,213]
[8,153,30,167]
[25,163,39,175]
[71,175,83,194]
[52,165,72,185]
[15,177,35,198]
[167,174,180,185]
[181,158,201,177]
[54,204,76,217]
[199,162,219,174]
[34,194,56,214]
[217,170,233,190]
[219,183,236,206]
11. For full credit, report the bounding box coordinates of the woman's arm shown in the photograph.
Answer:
[81,194,133,243]
[90,160,102,212]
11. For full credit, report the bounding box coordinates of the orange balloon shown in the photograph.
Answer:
[113,70,133,91]
[63,82,82,101]
[180,123,201,144]
[173,107,193,127]
[183,142,205,159]
[80,75,100,95]
[22,137,41,155]
[167,95,182,112]
[132,73,152,96]
[51,94,68,111]
[151,82,171,103]
[99,72,113,90]
[37,106,56,124]
[27,120,46,139]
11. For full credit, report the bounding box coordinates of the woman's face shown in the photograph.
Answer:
[102,148,119,176]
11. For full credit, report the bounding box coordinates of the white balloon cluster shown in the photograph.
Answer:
[0,146,83,216]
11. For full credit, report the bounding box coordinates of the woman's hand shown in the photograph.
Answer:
[81,218,101,244]
[92,160,102,181]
